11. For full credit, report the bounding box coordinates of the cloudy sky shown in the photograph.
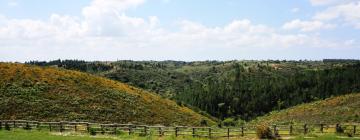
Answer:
[0,0,359,61]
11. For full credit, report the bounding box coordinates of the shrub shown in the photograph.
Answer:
[89,128,97,136]
[256,124,275,139]
[222,118,236,127]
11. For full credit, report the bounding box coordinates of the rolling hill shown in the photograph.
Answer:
[252,93,360,124]
[0,63,215,126]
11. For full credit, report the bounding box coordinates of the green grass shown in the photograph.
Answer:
[293,134,359,140]
[0,129,208,140]
[0,129,114,140]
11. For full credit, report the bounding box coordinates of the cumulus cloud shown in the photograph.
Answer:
[313,1,360,29]
[283,19,335,32]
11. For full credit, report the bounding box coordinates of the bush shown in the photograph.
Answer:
[89,128,97,136]
[256,124,275,139]
[222,118,236,127]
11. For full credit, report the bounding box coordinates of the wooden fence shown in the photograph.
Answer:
[0,120,359,138]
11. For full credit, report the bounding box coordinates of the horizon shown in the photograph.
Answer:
[2,58,359,63]
[1,0,360,61]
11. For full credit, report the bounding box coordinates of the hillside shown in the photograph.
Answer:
[252,93,360,124]
[26,60,360,121]
[0,63,215,126]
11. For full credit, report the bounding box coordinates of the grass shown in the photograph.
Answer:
[1,129,359,140]
[293,134,359,140]
[0,129,209,140]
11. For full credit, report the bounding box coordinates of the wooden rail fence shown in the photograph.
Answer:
[0,120,359,138]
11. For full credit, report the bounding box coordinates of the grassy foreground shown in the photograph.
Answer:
[0,129,208,140]
[1,129,359,140]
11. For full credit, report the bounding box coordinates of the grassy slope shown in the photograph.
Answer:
[0,63,215,126]
[252,93,360,124]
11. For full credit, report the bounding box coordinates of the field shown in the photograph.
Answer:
[1,129,360,140]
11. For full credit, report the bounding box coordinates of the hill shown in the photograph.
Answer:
[26,60,360,121]
[252,93,360,124]
[0,63,215,126]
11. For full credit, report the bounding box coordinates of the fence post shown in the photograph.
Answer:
[227,128,230,138]
[0,121,2,130]
[320,124,324,133]
[289,125,293,135]
[60,122,63,133]
[26,121,29,130]
[158,127,162,136]
[100,125,104,134]
[128,125,132,135]
[273,125,277,135]
[208,127,212,138]
[36,122,40,129]
[304,124,307,135]
[13,121,16,128]
[114,124,117,135]
[86,123,90,133]
[354,125,357,135]
[49,123,52,131]
[144,126,147,135]
[175,127,178,137]
[74,123,77,132]
[241,126,244,136]
[192,127,195,137]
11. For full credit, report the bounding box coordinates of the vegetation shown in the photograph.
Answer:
[256,124,276,139]
[26,60,360,122]
[0,63,215,126]
[252,93,360,124]
[0,129,212,140]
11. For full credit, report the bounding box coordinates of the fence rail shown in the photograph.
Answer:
[0,120,359,138]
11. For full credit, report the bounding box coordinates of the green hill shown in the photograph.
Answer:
[26,60,360,121]
[0,63,215,126]
[252,93,360,124]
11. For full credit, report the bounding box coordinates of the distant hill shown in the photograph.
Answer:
[26,60,360,121]
[252,93,360,124]
[0,63,215,126]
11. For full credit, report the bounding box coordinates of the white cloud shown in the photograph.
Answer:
[345,39,356,45]
[283,19,335,32]
[291,8,300,13]
[314,1,360,29]
[309,0,358,6]
[7,1,18,7]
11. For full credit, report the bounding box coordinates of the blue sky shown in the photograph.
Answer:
[0,0,359,61]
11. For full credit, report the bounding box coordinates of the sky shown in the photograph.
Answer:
[0,0,359,62]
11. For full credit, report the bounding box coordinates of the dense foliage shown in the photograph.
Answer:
[26,60,360,121]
